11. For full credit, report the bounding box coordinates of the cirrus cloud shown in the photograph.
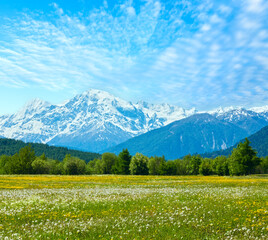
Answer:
[0,0,267,111]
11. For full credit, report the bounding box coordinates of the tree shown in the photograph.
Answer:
[129,153,149,175]
[148,156,166,175]
[32,157,50,174]
[115,149,132,175]
[0,155,11,174]
[4,153,21,174]
[174,156,191,175]
[255,157,268,174]
[162,160,177,175]
[18,144,36,174]
[63,154,86,175]
[214,156,229,176]
[39,153,47,161]
[47,159,63,175]
[229,138,260,176]
[101,153,117,174]
[86,158,103,174]
[188,155,202,175]
[199,158,213,176]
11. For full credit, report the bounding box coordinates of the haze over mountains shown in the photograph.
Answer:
[0,89,268,158]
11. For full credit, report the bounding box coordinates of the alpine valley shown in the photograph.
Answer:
[0,89,268,158]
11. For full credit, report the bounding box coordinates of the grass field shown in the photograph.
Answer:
[0,175,267,239]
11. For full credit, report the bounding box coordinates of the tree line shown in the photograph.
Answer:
[0,139,267,176]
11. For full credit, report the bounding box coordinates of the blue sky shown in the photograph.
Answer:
[0,0,267,115]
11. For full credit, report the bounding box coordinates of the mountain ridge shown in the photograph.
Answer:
[0,89,196,152]
[0,88,268,154]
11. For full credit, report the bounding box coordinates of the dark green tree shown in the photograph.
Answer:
[39,153,47,161]
[47,159,63,175]
[162,160,177,175]
[115,149,132,175]
[188,155,202,175]
[32,157,50,174]
[255,157,268,174]
[86,158,103,174]
[129,153,149,175]
[229,138,260,176]
[101,152,118,174]
[174,157,190,175]
[63,154,86,175]
[148,156,166,175]
[0,155,11,174]
[18,145,36,174]
[199,158,213,176]
[214,156,229,176]
[4,153,21,174]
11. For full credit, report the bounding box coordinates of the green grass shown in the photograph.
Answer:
[0,175,267,239]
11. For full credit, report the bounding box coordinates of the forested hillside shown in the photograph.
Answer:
[0,138,100,162]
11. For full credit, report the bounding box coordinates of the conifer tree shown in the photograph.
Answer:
[117,149,132,174]
[229,138,260,175]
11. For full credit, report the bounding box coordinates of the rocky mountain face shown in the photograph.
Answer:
[0,89,267,155]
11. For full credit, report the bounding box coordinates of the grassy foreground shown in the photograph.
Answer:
[0,175,267,239]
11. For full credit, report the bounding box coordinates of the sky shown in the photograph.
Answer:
[0,0,267,115]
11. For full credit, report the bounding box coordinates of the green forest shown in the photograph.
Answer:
[0,138,267,176]
[0,138,100,162]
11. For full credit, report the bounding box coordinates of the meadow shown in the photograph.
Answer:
[0,175,267,239]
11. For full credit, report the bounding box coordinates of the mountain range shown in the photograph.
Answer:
[0,89,268,157]
[0,89,196,152]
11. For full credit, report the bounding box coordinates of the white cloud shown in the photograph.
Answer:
[246,0,265,13]
[201,24,211,31]
[126,6,136,16]
[0,0,267,110]
[219,5,232,15]
[103,0,108,9]
[210,14,222,24]
[51,2,64,15]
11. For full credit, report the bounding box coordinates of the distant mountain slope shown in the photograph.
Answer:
[0,138,100,162]
[202,125,268,158]
[106,114,248,160]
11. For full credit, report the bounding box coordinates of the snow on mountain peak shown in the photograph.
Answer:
[25,98,50,109]
[250,105,268,113]
[71,89,133,110]
[16,98,50,118]
[82,89,115,100]
[1,88,268,153]
[208,106,242,115]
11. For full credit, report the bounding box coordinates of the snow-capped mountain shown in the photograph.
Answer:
[0,89,267,154]
[209,107,268,134]
[0,89,196,152]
